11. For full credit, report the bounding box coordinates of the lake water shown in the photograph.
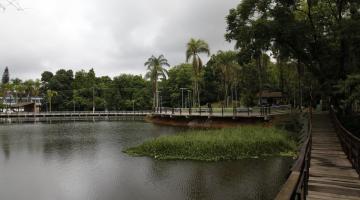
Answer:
[0,121,293,200]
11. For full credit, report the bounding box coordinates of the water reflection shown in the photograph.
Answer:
[0,133,10,159]
[0,121,293,200]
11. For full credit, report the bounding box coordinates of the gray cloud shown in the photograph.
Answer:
[0,0,239,80]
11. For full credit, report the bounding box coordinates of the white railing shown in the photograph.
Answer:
[0,110,152,117]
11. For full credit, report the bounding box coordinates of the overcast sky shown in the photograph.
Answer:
[0,0,239,80]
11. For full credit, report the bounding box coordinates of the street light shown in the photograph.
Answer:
[187,89,192,108]
[156,91,161,112]
[132,100,135,114]
[180,88,187,108]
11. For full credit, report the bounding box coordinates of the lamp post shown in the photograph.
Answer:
[187,89,192,108]
[132,100,135,114]
[92,87,95,114]
[156,91,161,112]
[180,88,187,108]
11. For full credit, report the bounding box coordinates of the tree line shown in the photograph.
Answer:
[0,38,310,112]
[2,0,359,112]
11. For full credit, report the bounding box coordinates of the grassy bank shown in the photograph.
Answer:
[124,126,297,161]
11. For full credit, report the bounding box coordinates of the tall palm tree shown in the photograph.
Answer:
[33,79,41,97]
[23,80,35,101]
[144,55,170,109]
[186,38,210,107]
[46,90,57,112]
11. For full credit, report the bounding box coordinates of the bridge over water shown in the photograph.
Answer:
[276,109,360,200]
[151,106,291,120]
[0,111,151,118]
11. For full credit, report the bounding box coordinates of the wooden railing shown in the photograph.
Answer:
[275,112,312,200]
[330,106,360,175]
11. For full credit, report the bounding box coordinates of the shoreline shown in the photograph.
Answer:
[146,114,289,128]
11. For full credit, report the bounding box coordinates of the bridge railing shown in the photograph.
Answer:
[153,105,291,117]
[330,106,360,175]
[275,110,312,200]
[0,110,152,116]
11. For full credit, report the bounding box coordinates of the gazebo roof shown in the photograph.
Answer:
[10,102,35,108]
[257,90,284,98]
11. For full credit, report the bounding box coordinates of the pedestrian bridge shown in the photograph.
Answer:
[276,108,360,200]
[152,105,291,120]
[0,111,151,118]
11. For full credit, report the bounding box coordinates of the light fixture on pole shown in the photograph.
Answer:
[180,88,187,108]
[187,89,192,108]
[156,91,161,110]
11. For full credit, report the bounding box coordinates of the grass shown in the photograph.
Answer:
[124,126,298,161]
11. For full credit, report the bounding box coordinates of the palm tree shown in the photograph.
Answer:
[33,79,41,97]
[46,90,57,112]
[23,80,35,101]
[144,55,170,109]
[186,38,210,107]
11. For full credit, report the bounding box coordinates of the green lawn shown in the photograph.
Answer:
[124,126,297,161]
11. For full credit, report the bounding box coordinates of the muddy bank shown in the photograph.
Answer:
[145,115,270,128]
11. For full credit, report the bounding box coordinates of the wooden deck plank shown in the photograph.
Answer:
[308,114,360,199]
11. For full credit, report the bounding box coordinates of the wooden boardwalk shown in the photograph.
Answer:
[308,114,360,200]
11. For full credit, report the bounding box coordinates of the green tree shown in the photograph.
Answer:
[144,55,170,109]
[209,51,239,107]
[72,69,96,111]
[46,90,58,112]
[46,69,74,111]
[161,63,193,107]
[186,38,210,106]
[225,0,360,108]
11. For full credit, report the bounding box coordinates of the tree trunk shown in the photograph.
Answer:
[224,82,228,107]
[257,55,263,105]
[297,60,303,110]
[277,58,285,92]
[193,79,197,107]
[197,79,200,107]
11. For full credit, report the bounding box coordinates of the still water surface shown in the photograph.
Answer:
[0,121,293,200]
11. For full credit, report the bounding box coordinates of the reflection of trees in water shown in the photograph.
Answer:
[203,158,293,200]
[0,133,10,160]
[146,158,293,200]
[186,165,210,200]
[42,124,98,160]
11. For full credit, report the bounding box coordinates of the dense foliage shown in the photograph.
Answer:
[225,0,360,111]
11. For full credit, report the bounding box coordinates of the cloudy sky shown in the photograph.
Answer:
[0,0,239,80]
